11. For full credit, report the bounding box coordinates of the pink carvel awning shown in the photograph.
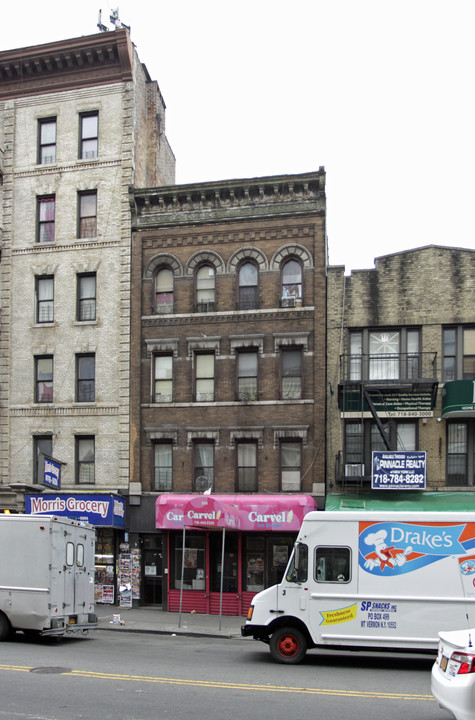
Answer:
[156,494,317,531]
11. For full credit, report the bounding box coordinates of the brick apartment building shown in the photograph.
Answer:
[326,245,475,510]
[0,27,175,603]
[128,170,327,613]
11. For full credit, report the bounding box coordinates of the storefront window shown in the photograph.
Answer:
[210,533,238,593]
[95,528,115,604]
[243,535,294,592]
[143,535,163,605]
[171,532,206,590]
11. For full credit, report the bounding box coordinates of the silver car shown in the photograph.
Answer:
[432,628,475,720]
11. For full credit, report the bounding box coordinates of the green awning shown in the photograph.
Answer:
[325,491,475,512]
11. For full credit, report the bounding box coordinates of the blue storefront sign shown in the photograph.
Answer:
[25,493,125,528]
[372,451,427,490]
[43,456,61,489]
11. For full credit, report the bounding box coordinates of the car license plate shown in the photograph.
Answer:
[440,655,449,672]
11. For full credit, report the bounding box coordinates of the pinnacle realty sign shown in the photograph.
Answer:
[372,451,427,490]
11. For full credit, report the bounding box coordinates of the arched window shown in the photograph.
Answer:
[155,268,174,313]
[281,259,302,306]
[196,265,215,312]
[238,261,258,310]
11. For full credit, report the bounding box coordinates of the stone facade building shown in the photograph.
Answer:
[326,245,475,507]
[0,28,175,513]
[128,170,327,611]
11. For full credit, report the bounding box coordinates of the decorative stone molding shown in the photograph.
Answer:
[187,336,221,356]
[230,428,264,447]
[144,253,182,280]
[273,332,310,352]
[273,427,308,448]
[185,250,225,276]
[145,338,179,358]
[229,335,265,354]
[270,243,313,270]
[145,429,178,446]
[227,247,268,273]
[187,430,220,448]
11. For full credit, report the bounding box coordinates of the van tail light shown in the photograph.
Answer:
[451,652,475,674]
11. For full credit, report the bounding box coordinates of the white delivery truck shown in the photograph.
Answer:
[0,514,97,640]
[242,511,475,663]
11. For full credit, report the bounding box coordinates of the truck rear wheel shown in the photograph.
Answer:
[270,626,307,664]
[0,612,12,641]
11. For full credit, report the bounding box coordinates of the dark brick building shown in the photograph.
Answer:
[128,170,327,612]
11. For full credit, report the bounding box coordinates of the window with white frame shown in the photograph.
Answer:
[195,353,214,401]
[33,435,53,484]
[36,276,54,323]
[37,196,55,243]
[154,355,173,402]
[155,268,174,313]
[154,442,173,491]
[237,350,258,401]
[194,442,214,492]
[349,328,421,381]
[196,265,215,311]
[238,261,258,310]
[281,441,301,491]
[78,191,97,238]
[76,354,95,402]
[443,327,475,381]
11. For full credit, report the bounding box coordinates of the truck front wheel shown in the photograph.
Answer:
[270,626,307,664]
[0,612,12,642]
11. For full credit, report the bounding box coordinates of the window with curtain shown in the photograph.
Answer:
[35,356,53,403]
[281,348,302,399]
[36,276,54,323]
[78,191,97,238]
[154,443,172,491]
[37,196,55,243]
[238,262,258,310]
[281,441,301,491]
[281,259,302,300]
[196,265,215,311]
[237,442,257,491]
[80,112,98,159]
[195,353,214,401]
[237,351,258,400]
[77,273,96,321]
[194,442,214,492]
[76,354,95,402]
[154,355,173,402]
[369,331,400,380]
[38,118,56,164]
[155,268,174,312]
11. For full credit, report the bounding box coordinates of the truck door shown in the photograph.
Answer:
[63,533,76,616]
[73,527,95,616]
[273,542,311,622]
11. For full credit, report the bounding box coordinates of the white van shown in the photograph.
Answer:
[242,511,475,663]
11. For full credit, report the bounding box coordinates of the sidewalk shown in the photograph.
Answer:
[96,607,246,639]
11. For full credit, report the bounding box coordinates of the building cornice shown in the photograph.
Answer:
[130,169,326,229]
[0,29,133,99]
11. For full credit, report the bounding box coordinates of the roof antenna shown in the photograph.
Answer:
[97,9,109,32]
[109,7,131,32]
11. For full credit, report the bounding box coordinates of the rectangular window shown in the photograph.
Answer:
[281,441,301,491]
[237,442,257,492]
[77,273,96,321]
[76,354,95,402]
[195,353,214,402]
[33,435,52,484]
[37,196,55,243]
[443,328,457,381]
[369,331,400,380]
[171,533,205,591]
[406,329,421,379]
[35,356,53,403]
[443,327,475,381]
[463,328,475,379]
[154,443,173,491]
[80,112,98,159]
[76,436,95,484]
[36,276,54,323]
[281,348,302,399]
[78,191,97,238]
[154,355,173,402]
[38,118,56,164]
[316,547,351,583]
[194,442,214,492]
[349,332,362,380]
[237,351,258,400]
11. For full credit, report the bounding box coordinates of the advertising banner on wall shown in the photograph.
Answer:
[372,451,426,490]
[25,493,126,528]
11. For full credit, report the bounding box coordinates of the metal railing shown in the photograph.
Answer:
[339,352,438,383]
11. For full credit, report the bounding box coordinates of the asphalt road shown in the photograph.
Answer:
[0,630,440,720]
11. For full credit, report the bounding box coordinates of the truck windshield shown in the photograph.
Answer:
[286,543,308,583]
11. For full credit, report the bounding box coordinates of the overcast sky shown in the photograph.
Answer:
[2,1,474,271]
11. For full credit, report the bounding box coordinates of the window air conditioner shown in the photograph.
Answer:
[345,464,364,477]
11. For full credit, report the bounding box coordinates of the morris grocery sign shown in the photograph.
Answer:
[25,494,125,528]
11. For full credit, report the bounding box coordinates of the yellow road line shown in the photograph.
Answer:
[0,665,434,701]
